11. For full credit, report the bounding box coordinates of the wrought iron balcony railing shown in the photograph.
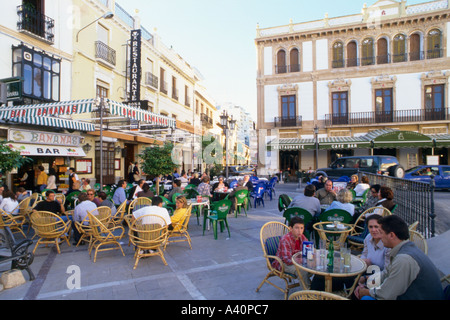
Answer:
[17,5,54,44]
[95,41,116,66]
[145,72,158,89]
[274,116,302,128]
[324,108,450,127]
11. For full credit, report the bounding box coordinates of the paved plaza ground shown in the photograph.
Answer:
[0,182,449,303]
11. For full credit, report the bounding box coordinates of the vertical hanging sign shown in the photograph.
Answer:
[130,29,142,103]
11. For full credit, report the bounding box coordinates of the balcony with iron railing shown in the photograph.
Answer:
[145,72,158,89]
[95,41,116,66]
[324,108,450,127]
[274,116,303,128]
[17,5,54,44]
[172,88,179,101]
[275,64,301,74]
[201,113,213,128]
[332,49,444,69]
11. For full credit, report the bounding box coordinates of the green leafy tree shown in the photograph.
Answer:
[0,140,32,175]
[139,143,177,177]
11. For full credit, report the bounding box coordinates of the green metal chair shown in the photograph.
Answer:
[184,188,199,200]
[233,189,249,218]
[283,207,314,238]
[65,191,81,210]
[203,199,232,240]
[159,196,174,215]
[318,209,353,224]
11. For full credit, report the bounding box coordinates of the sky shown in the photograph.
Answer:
[118,0,433,120]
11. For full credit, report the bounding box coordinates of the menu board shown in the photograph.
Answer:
[75,159,92,174]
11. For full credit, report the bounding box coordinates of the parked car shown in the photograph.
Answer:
[221,165,255,177]
[317,156,405,180]
[404,165,450,189]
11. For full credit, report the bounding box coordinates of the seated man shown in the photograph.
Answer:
[271,216,311,288]
[165,179,183,201]
[72,192,98,245]
[112,180,128,206]
[33,190,66,219]
[228,179,248,211]
[355,215,444,300]
[315,179,336,205]
[132,196,172,229]
[97,191,117,216]
[288,184,321,218]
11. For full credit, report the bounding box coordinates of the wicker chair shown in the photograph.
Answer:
[128,215,169,269]
[347,207,392,251]
[55,194,66,206]
[408,221,419,231]
[87,212,125,263]
[409,230,428,255]
[0,209,27,238]
[255,221,301,300]
[74,206,112,250]
[288,290,349,300]
[313,221,354,250]
[30,211,71,254]
[128,197,152,215]
[111,200,127,227]
[164,205,192,250]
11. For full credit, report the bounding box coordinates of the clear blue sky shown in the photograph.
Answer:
[118,0,432,120]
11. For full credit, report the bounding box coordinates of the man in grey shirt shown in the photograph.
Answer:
[315,179,337,205]
[288,184,321,218]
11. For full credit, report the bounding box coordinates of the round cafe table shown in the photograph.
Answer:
[292,252,367,297]
[187,197,210,226]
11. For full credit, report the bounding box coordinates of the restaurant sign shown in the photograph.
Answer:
[129,29,142,103]
[8,129,82,147]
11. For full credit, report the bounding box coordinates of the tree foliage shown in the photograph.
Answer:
[138,143,177,177]
[0,140,32,174]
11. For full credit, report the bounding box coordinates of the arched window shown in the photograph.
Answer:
[361,38,374,66]
[393,34,407,63]
[276,49,287,74]
[332,41,344,68]
[377,38,389,64]
[289,48,300,72]
[347,41,358,67]
[409,33,422,61]
[427,29,442,59]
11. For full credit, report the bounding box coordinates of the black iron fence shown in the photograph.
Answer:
[17,5,55,44]
[95,41,116,66]
[361,173,436,239]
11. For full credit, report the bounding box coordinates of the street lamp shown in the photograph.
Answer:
[314,125,319,171]
[220,111,236,180]
[76,12,114,42]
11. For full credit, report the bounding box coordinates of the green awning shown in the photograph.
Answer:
[430,134,450,148]
[268,138,316,151]
[318,136,372,150]
[370,130,434,149]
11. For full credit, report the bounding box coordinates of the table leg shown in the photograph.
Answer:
[324,276,333,292]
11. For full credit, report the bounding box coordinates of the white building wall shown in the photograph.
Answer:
[395,73,422,110]
[317,80,330,120]
[297,82,314,121]
[448,22,450,58]
[302,41,313,72]
[264,84,279,123]
[316,39,329,70]
[350,77,372,113]
[264,47,273,76]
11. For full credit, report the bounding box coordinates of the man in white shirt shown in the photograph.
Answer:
[132,196,172,228]
[72,192,98,245]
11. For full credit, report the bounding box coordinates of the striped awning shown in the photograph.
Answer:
[318,136,372,150]
[107,100,177,129]
[10,117,95,132]
[0,99,94,118]
[268,138,316,151]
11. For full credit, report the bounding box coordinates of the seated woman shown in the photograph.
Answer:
[171,195,189,231]
[347,174,359,190]
[376,186,395,211]
[325,189,355,216]
[360,214,391,271]
[136,183,155,199]
[197,176,212,197]
[0,191,19,216]
[353,175,370,197]
[354,184,381,220]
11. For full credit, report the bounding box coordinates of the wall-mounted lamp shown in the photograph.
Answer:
[115,145,122,154]
[82,143,92,153]
[76,12,114,42]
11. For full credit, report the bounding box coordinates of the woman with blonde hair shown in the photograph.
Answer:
[325,188,355,216]
[171,195,190,231]
[347,174,359,190]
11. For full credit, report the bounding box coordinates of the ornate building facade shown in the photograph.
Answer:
[256,0,450,176]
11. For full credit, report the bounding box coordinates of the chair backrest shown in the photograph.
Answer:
[114,200,127,220]
[18,197,32,214]
[129,197,152,214]
[253,182,266,197]
[184,188,199,199]
[228,180,238,189]
[289,290,349,300]
[184,184,197,191]
[129,215,168,247]
[409,230,428,255]
[259,221,289,265]
[390,204,398,213]
[87,212,114,239]
[172,206,192,232]
[30,211,66,235]
[89,206,112,225]
[55,194,65,205]
[278,194,292,212]
[361,188,370,201]
[211,199,232,218]
[319,209,353,224]
[172,193,183,203]
[234,189,249,204]
[283,207,313,225]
